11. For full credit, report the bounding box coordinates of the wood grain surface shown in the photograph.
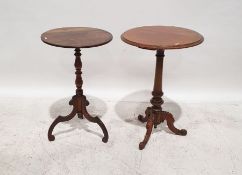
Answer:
[121,26,204,50]
[41,27,113,48]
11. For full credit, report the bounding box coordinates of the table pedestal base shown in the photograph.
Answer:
[47,48,108,143]
[138,108,187,150]
[138,50,187,150]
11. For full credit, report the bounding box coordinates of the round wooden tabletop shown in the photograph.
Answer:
[41,27,113,48]
[121,26,204,50]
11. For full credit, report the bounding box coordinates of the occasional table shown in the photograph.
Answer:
[41,27,112,143]
[121,26,204,150]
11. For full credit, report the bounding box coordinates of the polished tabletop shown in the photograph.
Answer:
[41,27,113,48]
[121,26,204,50]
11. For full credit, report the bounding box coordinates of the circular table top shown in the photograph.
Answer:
[41,27,113,48]
[121,26,204,50]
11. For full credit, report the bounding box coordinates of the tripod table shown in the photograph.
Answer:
[41,27,112,143]
[121,26,204,150]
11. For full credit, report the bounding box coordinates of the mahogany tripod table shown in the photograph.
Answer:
[41,27,112,143]
[121,26,204,150]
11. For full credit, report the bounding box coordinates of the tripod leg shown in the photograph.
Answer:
[163,111,187,136]
[82,107,109,143]
[48,108,77,141]
[139,114,154,150]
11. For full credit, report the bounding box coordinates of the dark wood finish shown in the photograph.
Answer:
[47,48,108,143]
[121,26,203,150]
[41,27,112,48]
[121,26,203,50]
[42,27,112,143]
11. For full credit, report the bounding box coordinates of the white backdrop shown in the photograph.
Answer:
[0,0,242,102]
